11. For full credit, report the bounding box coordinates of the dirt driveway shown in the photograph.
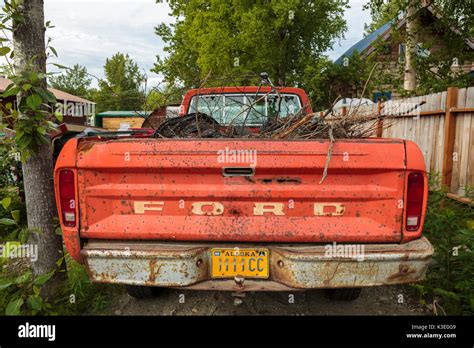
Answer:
[109,285,431,316]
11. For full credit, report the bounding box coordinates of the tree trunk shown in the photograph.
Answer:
[13,0,64,300]
[403,1,417,91]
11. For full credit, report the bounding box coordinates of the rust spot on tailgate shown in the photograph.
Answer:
[259,177,302,184]
[78,141,95,153]
[149,259,157,283]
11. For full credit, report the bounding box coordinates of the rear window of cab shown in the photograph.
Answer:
[188,93,302,126]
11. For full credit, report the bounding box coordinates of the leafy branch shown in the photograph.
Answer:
[0,1,62,160]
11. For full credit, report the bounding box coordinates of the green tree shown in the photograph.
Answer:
[49,64,92,99]
[363,1,398,36]
[94,53,146,112]
[153,0,348,90]
[144,84,185,111]
[304,53,393,109]
[366,0,473,38]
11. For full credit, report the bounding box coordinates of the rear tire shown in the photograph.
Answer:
[325,288,362,301]
[125,285,159,299]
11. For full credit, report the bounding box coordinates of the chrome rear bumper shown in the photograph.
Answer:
[82,237,433,291]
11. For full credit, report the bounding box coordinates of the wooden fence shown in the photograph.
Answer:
[320,86,474,202]
[380,86,473,202]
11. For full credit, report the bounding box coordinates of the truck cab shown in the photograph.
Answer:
[179,86,312,125]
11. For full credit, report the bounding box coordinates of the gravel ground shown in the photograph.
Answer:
[109,285,431,316]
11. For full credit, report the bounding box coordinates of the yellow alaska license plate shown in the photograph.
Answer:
[210,248,269,278]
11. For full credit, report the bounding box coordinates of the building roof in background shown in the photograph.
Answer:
[48,87,95,104]
[0,77,95,104]
[96,111,152,118]
[335,2,474,65]
[335,21,392,65]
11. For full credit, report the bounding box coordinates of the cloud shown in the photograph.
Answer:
[45,0,173,88]
[325,0,372,61]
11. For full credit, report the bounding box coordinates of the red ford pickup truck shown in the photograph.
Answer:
[54,86,433,300]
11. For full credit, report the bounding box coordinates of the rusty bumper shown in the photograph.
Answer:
[81,237,433,291]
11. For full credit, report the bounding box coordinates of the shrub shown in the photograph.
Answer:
[416,175,474,315]
[55,254,118,315]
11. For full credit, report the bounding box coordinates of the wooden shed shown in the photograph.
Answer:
[0,77,96,127]
[94,111,151,130]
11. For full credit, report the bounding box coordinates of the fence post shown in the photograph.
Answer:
[442,87,459,188]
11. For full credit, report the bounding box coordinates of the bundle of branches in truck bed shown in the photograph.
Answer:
[151,64,401,141]
[152,108,385,140]
[150,100,390,184]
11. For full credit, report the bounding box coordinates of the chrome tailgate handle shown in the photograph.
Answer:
[222,167,255,177]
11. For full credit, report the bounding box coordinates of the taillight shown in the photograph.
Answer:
[59,170,76,227]
[179,104,185,116]
[406,172,424,231]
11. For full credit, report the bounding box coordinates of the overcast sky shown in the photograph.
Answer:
[42,0,371,88]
